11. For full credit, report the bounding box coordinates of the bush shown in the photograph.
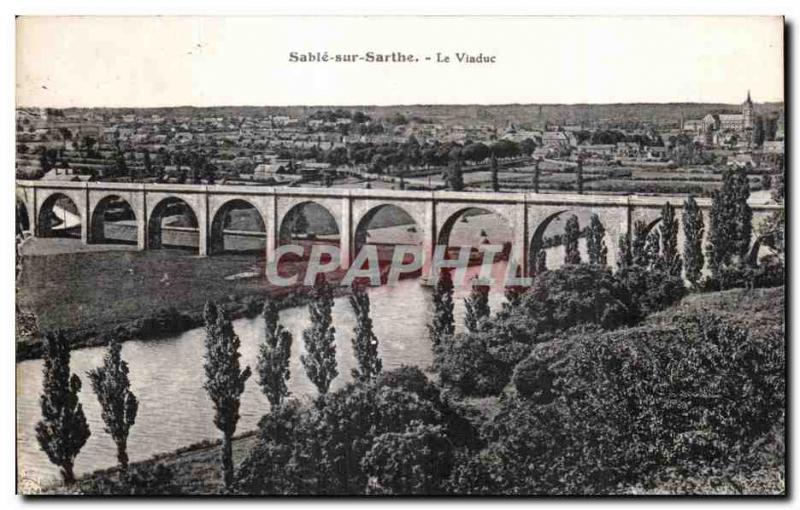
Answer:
[437,330,530,397]
[516,265,636,332]
[235,368,472,495]
[438,265,685,398]
[362,422,455,495]
[78,464,181,495]
[615,265,687,317]
[451,310,785,495]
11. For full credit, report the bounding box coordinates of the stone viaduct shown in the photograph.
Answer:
[15,180,782,277]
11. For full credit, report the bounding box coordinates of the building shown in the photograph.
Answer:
[689,91,756,142]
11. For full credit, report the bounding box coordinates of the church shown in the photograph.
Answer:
[699,91,755,133]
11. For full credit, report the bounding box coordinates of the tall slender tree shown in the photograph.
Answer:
[617,232,633,269]
[631,220,650,266]
[36,331,91,485]
[203,302,252,489]
[586,214,608,267]
[563,215,581,265]
[490,152,500,192]
[428,268,455,348]
[447,157,465,191]
[576,156,584,194]
[257,299,292,409]
[658,201,683,276]
[349,284,382,383]
[464,282,490,333]
[682,195,705,287]
[301,275,338,394]
[87,339,138,472]
[535,249,548,274]
[532,158,541,193]
[143,150,152,179]
[643,230,661,269]
[707,167,752,279]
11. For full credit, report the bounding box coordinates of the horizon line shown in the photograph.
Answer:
[15,100,786,110]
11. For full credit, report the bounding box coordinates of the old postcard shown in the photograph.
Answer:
[14,16,785,496]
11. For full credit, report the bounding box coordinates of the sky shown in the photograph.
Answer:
[15,16,785,108]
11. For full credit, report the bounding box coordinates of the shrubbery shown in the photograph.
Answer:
[437,264,686,397]
[77,464,181,495]
[235,366,475,495]
[453,310,784,495]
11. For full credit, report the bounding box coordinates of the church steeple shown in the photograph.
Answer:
[742,89,754,129]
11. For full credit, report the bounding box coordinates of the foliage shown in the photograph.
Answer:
[658,201,682,276]
[438,264,686,398]
[301,275,338,394]
[707,167,752,280]
[452,309,784,495]
[532,159,541,193]
[87,339,139,471]
[78,463,182,495]
[516,264,634,332]
[436,329,529,397]
[362,422,455,495]
[445,157,465,191]
[36,331,91,485]
[631,220,651,267]
[586,214,608,267]
[203,301,252,488]
[682,195,705,286]
[617,232,633,269]
[349,284,383,383]
[563,215,581,265]
[257,299,292,409]
[236,368,470,495]
[534,249,547,275]
[428,269,455,348]
[615,265,686,318]
[464,283,490,333]
[490,153,499,192]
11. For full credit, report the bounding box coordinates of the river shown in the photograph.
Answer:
[16,263,508,488]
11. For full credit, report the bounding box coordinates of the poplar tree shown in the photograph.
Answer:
[428,269,455,348]
[349,284,383,383]
[203,302,252,489]
[659,201,683,276]
[532,159,541,193]
[257,299,292,409]
[535,249,548,274]
[447,157,465,191]
[586,214,608,267]
[643,230,661,269]
[464,283,490,333]
[563,215,581,265]
[490,153,500,192]
[87,339,138,472]
[707,167,752,279]
[631,220,649,266]
[682,195,705,287]
[576,156,584,194]
[617,232,633,269]
[301,275,338,394]
[36,331,91,485]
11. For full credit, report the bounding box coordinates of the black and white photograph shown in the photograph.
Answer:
[9,11,789,498]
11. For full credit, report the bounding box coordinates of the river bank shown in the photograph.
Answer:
[15,239,353,361]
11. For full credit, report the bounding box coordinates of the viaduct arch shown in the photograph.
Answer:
[15,180,783,279]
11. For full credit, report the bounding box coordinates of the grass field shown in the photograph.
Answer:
[17,239,293,335]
